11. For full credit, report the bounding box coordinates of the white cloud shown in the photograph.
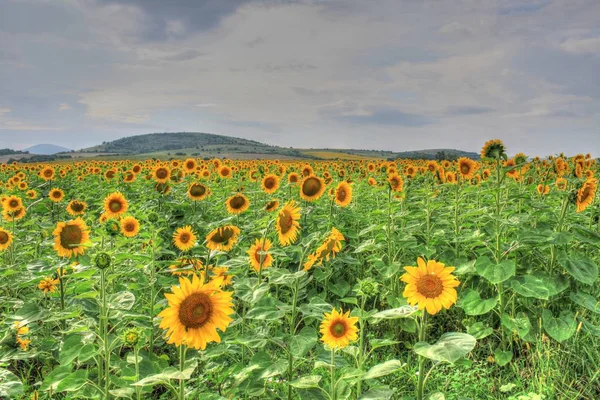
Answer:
[58,103,72,111]
[560,37,600,55]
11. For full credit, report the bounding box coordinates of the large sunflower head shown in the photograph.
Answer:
[183,158,197,173]
[157,274,234,350]
[388,173,404,192]
[188,183,210,201]
[247,238,273,272]
[334,181,352,207]
[173,226,197,252]
[49,188,65,203]
[52,218,91,258]
[262,174,280,194]
[66,200,87,216]
[2,195,23,211]
[0,228,13,252]
[320,308,359,349]
[103,192,128,218]
[576,178,597,213]
[400,257,460,315]
[276,201,301,246]
[457,157,478,180]
[206,225,241,252]
[152,165,171,183]
[300,175,326,201]
[218,165,232,179]
[288,172,300,184]
[225,194,250,215]
[39,166,55,181]
[480,139,507,160]
[120,216,140,238]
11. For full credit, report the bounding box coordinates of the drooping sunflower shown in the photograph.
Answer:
[120,216,141,238]
[188,183,210,201]
[304,228,345,271]
[103,192,128,218]
[400,257,460,315]
[555,177,567,191]
[49,188,65,203]
[173,226,197,251]
[38,277,60,293]
[300,175,326,201]
[169,257,204,277]
[157,274,234,350]
[265,199,280,212]
[576,178,597,213]
[457,157,478,180]
[334,181,352,207]
[152,165,171,183]
[276,201,301,246]
[206,225,241,252]
[320,309,359,349]
[66,200,87,216]
[262,174,280,194]
[247,238,273,272]
[480,139,507,159]
[52,218,91,258]
[0,228,13,252]
[388,173,404,192]
[225,194,250,215]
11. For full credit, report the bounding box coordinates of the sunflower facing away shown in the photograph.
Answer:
[225,194,250,215]
[304,227,345,271]
[400,257,460,315]
[157,274,234,350]
[120,216,141,238]
[320,308,359,349]
[247,238,273,272]
[334,181,352,207]
[576,178,597,213]
[300,175,326,201]
[276,201,301,246]
[0,228,13,252]
[480,139,507,159]
[103,192,129,218]
[52,217,91,258]
[173,226,197,251]
[206,225,241,252]
[262,174,280,194]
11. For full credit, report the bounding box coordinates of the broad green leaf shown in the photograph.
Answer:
[542,310,576,343]
[290,375,322,388]
[475,257,515,284]
[109,291,136,311]
[501,313,532,339]
[571,224,600,245]
[569,291,600,314]
[509,276,550,299]
[494,348,513,366]
[56,369,88,392]
[413,332,476,364]
[370,305,418,323]
[0,368,23,398]
[246,297,285,320]
[59,335,84,365]
[361,360,403,380]
[358,388,395,399]
[290,326,318,358]
[457,289,498,316]
[466,322,493,339]
[558,252,598,285]
[369,338,400,350]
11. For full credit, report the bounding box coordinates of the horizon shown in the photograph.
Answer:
[1,1,599,156]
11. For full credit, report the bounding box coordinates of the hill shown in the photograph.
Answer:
[26,144,71,155]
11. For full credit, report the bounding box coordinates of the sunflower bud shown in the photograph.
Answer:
[123,327,143,346]
[356,277,379,298]
[147,212,159,223]
[106,219,120,236]
[95,252,111,270]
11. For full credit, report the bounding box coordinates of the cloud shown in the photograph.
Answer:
[58,103,72,111]
[161,49,204,61]
[445,106,495,116]
[560,37,600,55]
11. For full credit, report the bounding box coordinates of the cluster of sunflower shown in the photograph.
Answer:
[13,321,31,351]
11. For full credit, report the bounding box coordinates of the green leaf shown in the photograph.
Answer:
[290,326,318,358]
[457,289,498,316]
[571,224,600,245]
[358,388,395,399]
[59,335,84,365]
[361,360,403,380]
[369,338,400,350]
[569,291,600,314]
[542,310,577,343]
[509,276,550,299]
[558,252,598,285]
[370,306,418,323]
[246,297,286,321]
[413,332,476,364]
[428,393,445,400]
[0,368,23,398]
[328,280,350,298]
[109,291,136,310]
[290,375,322,388]
[56,369,88,392]
[475,257,515,284]
[466,322,493,339]
[501,313,532,339]
[494,348,513,366]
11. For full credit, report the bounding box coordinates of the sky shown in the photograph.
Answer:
[0,0,599,156]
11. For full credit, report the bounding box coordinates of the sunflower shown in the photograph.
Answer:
[52,218,91,258]
[183,158,197,173]
[48,188,65,203]
[103,192,128,218]
[2,206,26,222]
[304,228,344,271]
[480,139,506,159]
[39,166,55,181]
[276,201,301,246]
[206,225,241,252]
[212,266,233,286]
[457,157,478,180]
[320,309,359,349]
[120,216,140,238]
[247,238,273,272]
[169,257,204,277]
[218,165,232,179]
[300,175,326,201]
[334,181,352,207]
[66,200,87,216]
[555,177,567,191]
[368,177,377,186]
[157,274,234,350]
[288,172,300,184]
[388,173,404,192]
[26,190,37,200]
[152,165,171,183]
[173,226,197,251]
[537,184,550,196]
[265,199,280,212]
[225,194,250,215]
[262,174,280,194]
[0,228,13,251]
[576,178,597,213]
[38,277,60,293]
[2,195,23,211]
[400,257,460,315]
[188,183,210,201]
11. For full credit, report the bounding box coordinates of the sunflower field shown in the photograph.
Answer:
[0,140,599,400]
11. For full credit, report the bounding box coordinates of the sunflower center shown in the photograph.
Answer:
[71,202,84,212]
[9,199,19,207]
[229,196,246,209]
[178,293,213,329]
[302,177,321,196]
[60,225,83,248]
[179,233,190,243]
[109,200,122,212]
[337,189,346,201]
[211,228,234,243]
[254,246,265,263]
[190,184,206,196]
[52,191,61,198]
[186,161,195,169]
[416,274,444,299]
[156,168,168,179]
[461,165,470,174]
[265,178,275,189]
[266,201,277,210]
[44,170,53,177]
[0,231,9,244]
[125,222,135,232]
[279,210,293,233]
[330,321,347,338]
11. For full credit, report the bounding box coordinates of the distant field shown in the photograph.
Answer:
[300,150,373,160]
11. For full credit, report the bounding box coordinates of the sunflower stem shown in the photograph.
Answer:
[330,348,336,400]
[416,311,428,400]
[178,345,187,400]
